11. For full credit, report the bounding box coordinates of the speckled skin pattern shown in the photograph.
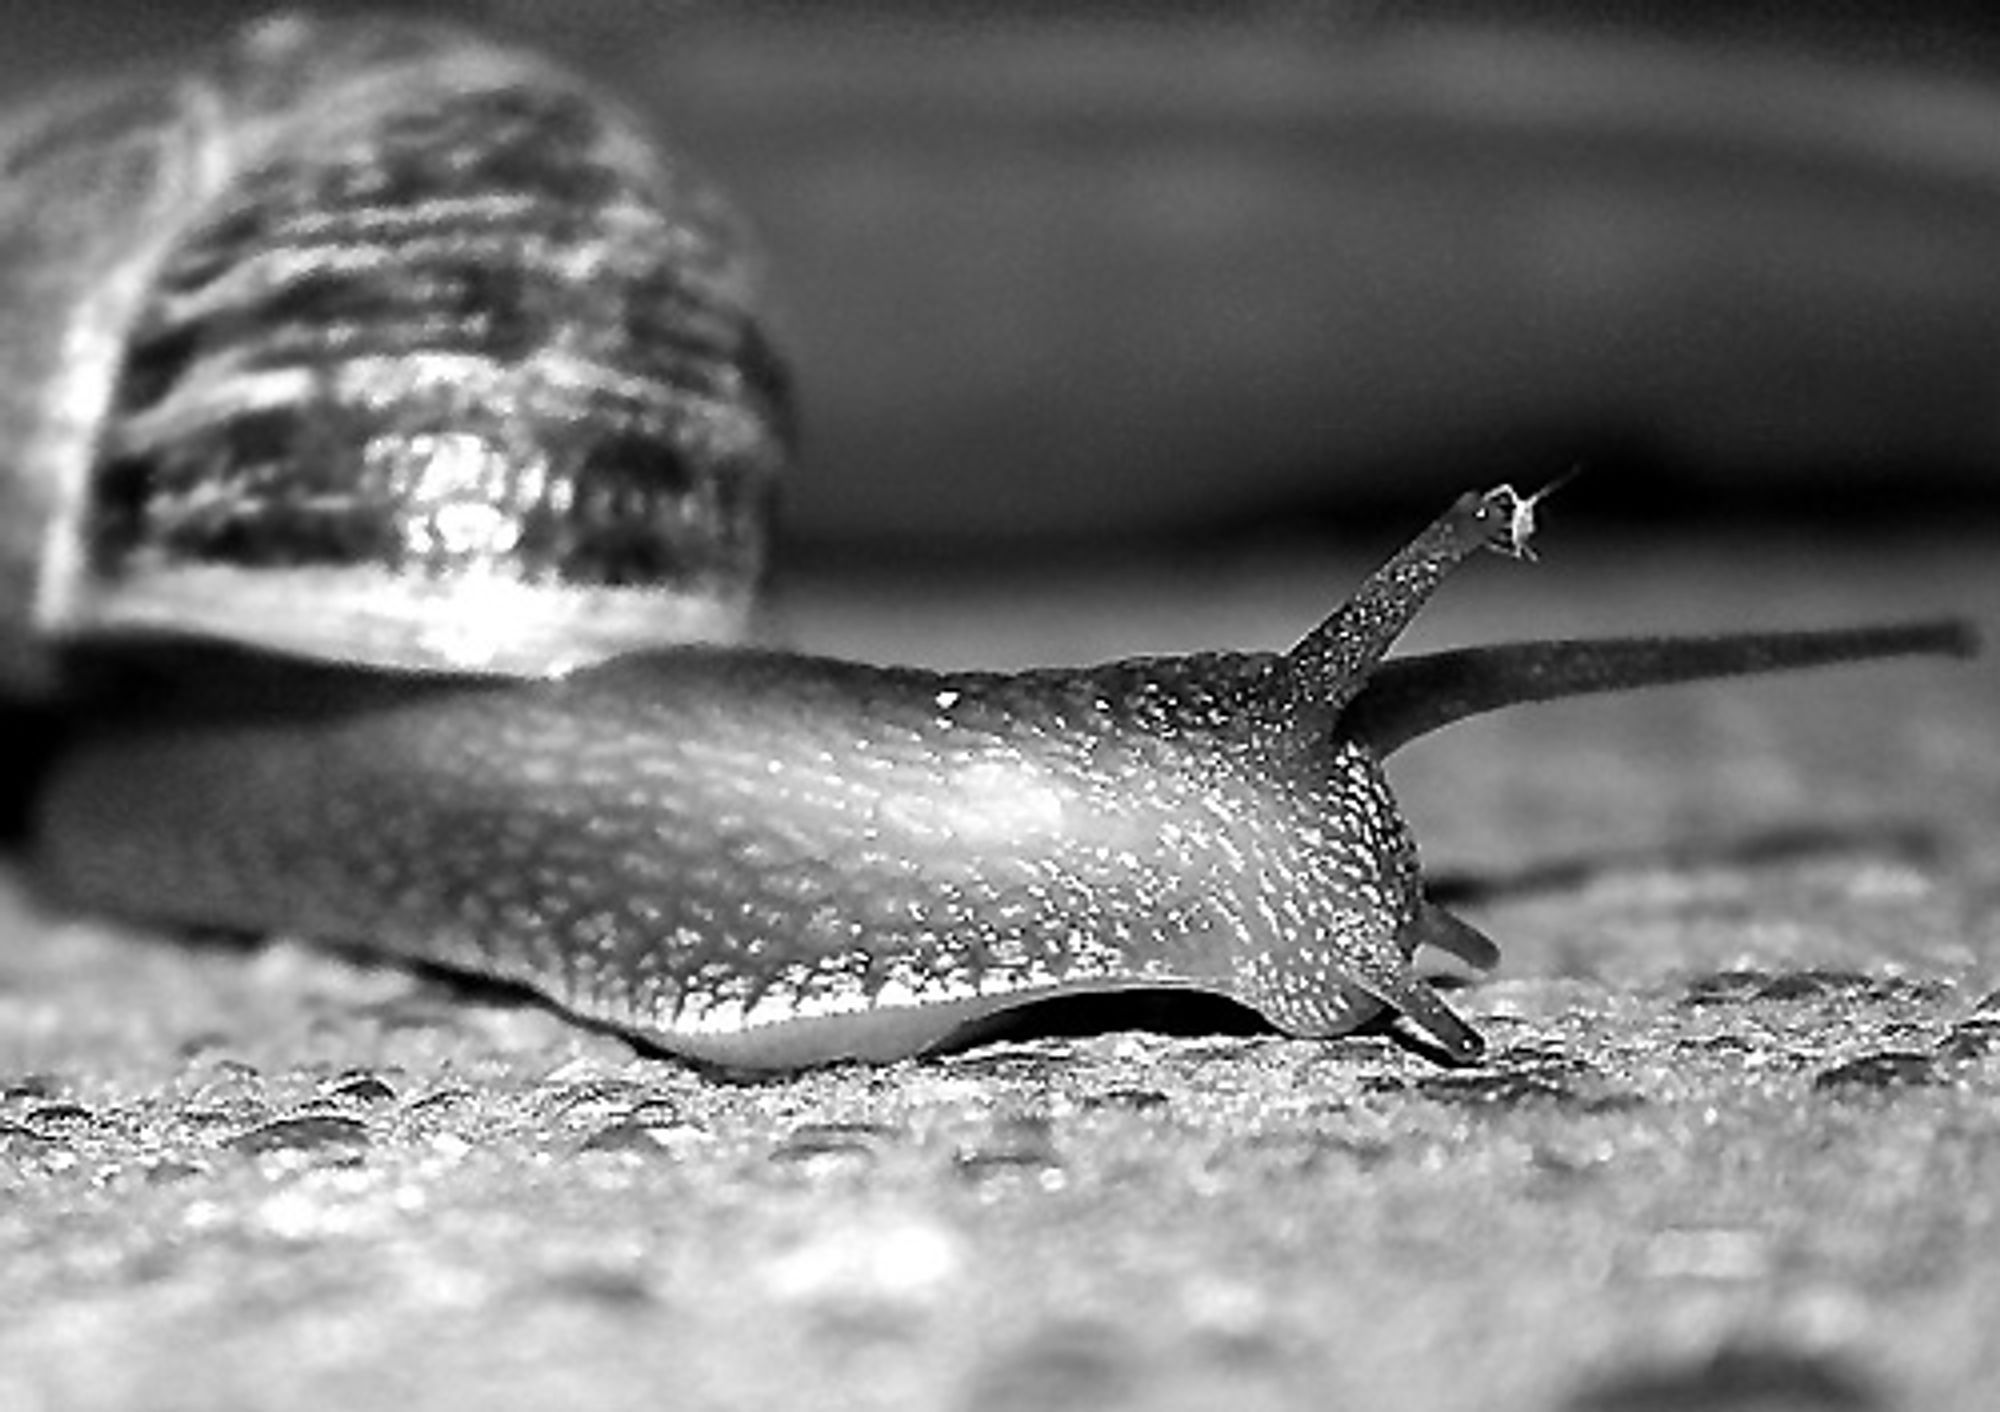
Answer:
[38,653,1415,1066]
[39,494,1532,1069]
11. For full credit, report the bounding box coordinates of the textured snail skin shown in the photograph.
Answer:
[37,487,1975,1068]
[38,490,1510,1068]
[43,649,1445,1068]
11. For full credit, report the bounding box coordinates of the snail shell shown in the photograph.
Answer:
[4,18,1976,1070]
[0,14,787,692]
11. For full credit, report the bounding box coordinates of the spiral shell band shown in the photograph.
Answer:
[6,18,789,678]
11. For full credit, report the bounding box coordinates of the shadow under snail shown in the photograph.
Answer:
[0,17,1978,1070]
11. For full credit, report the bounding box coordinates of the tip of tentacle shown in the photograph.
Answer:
[1367,908,1493,1063]
[1940,619,1982,659]
[1386,981,1487,1065]
[1435,479,1566,563]
[1880,618,1979,661]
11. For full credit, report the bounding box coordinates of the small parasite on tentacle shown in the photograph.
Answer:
[1492,468,1579,562]
[38,485,1976,1071]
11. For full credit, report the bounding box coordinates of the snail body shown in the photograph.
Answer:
[4,19,1979,1069]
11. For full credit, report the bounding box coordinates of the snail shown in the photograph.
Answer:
[2,16,1977,1070]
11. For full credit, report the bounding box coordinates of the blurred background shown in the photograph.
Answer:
[6,1,2000,553]
[3,0,1997,696]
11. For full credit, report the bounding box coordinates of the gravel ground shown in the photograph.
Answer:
[2,531,1993,1412]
